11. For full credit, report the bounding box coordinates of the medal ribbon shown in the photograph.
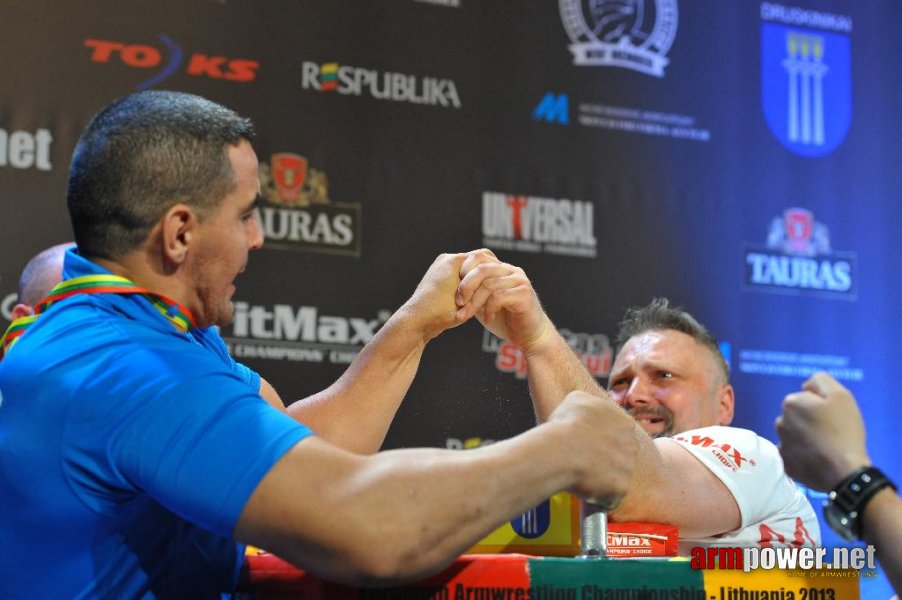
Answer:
[0,274,197,362]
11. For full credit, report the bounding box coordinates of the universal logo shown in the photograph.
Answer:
[482,192,597,258]
[257,153,361,257]
[743,208,856,300]
[559,0,678,77]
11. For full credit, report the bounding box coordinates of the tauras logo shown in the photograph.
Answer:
[482,192,597,258]
[743,207,856,299]
[301,61,461,108]
[257,153,361,257]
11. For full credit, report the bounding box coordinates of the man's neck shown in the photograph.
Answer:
[91,253,195,314]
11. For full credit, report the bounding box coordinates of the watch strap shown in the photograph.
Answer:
[828,466,897,538]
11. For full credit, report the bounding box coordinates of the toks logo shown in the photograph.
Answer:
[743,207,856,300]
[301,61,461,108]
[482,192,597,258]
[84,37,259,89]
[482,330,612,380]
[257,153,361,257]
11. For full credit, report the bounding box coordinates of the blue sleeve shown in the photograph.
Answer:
[190,327,261,391]
[67,343,311,537]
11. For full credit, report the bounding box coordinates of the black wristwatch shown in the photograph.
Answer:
[823,466,897,541]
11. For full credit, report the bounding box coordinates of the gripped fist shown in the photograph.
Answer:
[401,253,471,342]
[548,390,637,509]
[455,249,552,355]
[775,371,871,491]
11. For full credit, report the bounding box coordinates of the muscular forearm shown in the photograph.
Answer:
[287,306,427,453]
[237,423,580,586]
[608,435,742,538]
[861,487,902,596]
[526,328,606,422]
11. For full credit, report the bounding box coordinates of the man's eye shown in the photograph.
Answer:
[658,371,673,379]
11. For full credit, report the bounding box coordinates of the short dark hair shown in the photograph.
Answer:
[615,298,730,383]
[67,91,255,260]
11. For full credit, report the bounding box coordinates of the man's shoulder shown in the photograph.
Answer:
[668,426,781,470]
[671,425,765,445]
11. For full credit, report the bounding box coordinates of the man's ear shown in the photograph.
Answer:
[717,383,735,426]
[160,204,198,266]
[11,303,34,320]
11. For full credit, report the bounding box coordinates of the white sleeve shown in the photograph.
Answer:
[665,426,793,529]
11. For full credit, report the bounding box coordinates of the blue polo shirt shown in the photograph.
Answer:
[0,250,312,598]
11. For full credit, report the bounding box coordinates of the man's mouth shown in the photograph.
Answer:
[634,416,665,427]
[627,409,673,438]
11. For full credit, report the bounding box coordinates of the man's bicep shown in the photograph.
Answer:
[653,439,742,538]
[233,436,372,582]
[612,437,741,538]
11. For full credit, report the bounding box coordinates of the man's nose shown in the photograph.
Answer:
[248,212,264,250]
[622,377,652,408]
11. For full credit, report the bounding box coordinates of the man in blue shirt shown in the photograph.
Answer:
[0,91,639,598]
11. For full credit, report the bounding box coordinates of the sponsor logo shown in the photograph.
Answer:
[533,93,570,124]
[0,127,52,171]
[482,192,597,258]
[482,329,612,380]
[533,93,712,142]
[412,0,460,7]
[257,153,361,257]
[743,207,856,299]
[672,434,756,471]
[559,0,678,77]
[223,302,390,365]
[737,348,864,382]
[691,545,876,573]
[446,436,495,450]
[760,3,852,157]
[301,61,461,108]
[84,37,259,89]
[511,499,551,539]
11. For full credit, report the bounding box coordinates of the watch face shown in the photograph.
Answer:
[824,502,856,542]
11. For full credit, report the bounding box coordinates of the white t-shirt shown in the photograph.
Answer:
[663,425,820,553]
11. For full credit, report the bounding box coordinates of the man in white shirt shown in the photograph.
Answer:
[456,253,818,550]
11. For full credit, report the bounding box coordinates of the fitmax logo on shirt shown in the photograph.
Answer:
[0,127,52,171]
[301,61,461,108]
[673,434,756,471]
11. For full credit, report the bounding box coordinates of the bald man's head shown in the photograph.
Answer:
[12,243,74,319]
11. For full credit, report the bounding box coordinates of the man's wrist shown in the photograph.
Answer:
[824,466,897,541]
